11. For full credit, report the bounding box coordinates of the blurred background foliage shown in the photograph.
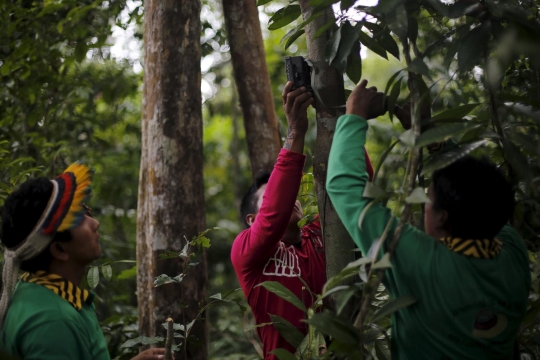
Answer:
[3,0,539,359]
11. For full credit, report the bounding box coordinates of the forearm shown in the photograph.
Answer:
[283,127,305,154]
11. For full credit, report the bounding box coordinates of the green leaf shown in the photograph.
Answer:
[256,281,306,312]
[386,5,408,42]
[358,30,388,59]
[117,265,137,280]
[374,0,402,13]
[358,199,381,230]
[387,76,403,120]
[422,140,487,174]
[458,23,491,72]
[336,284,361,315]
[415,122,482,148]
[87,266,99,289]
[121,336,164,348]
[405,58,430,78]
[270,349,297,360]
[74,42,87,63]
[405,187,430,204]
[310,0,340,6]
[341,0,356,10]
[268,5,301,31]
[363,22,400,60]
[384,69,404,97]
[324,26,342,65]
[399,129,415,148]
[371,295,417,323]
[269,314,305,348]
[257,0,273,5]
[284,29,304,50]
[314,20,336,40]
[363,182,387,199]
[432,104,480,121]
[372,253,392,270]
[323,263,365,295]
[331,22,361,74]
[506,103,540,126]
[503,138,533,183]
[307,311,360,345]
[101,265,112,281]
[408,16,418,43]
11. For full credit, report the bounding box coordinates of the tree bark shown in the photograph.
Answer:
[137,1,207,359]
[298,2,357,316]
[222,0,281,177]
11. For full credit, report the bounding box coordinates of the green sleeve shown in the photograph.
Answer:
[326,114,397,256]
[327,114,440,295]
[20,320,94,360]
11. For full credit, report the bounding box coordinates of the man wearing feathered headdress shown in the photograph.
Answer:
[0,164,167,360]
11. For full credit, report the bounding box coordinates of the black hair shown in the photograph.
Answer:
[240,172,272,228]
[1,177,72,273]
[432,156,514,240]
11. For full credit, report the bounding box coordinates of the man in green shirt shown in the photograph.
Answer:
[0,164,167,360]
[327,80,530,359]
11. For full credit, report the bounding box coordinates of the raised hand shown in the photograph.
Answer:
[282,81,314,153]
[346,79,386,120]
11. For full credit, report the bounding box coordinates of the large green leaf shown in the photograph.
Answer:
[324,26,342,64]
[405,58,430,78]
[371,295,417,323]
[256,281,306,312]
[268,5,301,31]
[331,21,360,74]
[387,76,403,121]
[257,0,273,5]
[307,311,360,345]
[422,140,487,174]
[358,30,388,59]
[87,266,99,289]
[370,27,400,60]
[415,122,482,148]
[284,29,305,50]
[457,23,491,72]
[346,41,362,84]
[503,138,533,183]
[101,265,112,281]
[269,314,305,349]
[432,104,480,121]
[313,20,336,40]
[405,187,430,204]
[121,336,164,348]
[386,5,408,42]
[271,349,297,360]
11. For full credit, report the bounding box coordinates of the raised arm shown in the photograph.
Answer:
[232,83,313,269]
[326,80,391,254]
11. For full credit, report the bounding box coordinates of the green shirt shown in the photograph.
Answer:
[327,114,531,359]
[1,276,109,360]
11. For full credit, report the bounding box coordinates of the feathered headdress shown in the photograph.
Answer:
[0,163,93,329]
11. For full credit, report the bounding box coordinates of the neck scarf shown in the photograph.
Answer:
[21,271,91,310]
[440,237,503,259]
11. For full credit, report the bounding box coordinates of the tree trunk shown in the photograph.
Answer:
[298,2,357,316]
[137,1,207,359]
[222,0,281,177]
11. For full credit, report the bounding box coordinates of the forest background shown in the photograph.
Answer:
[1,0,540,359]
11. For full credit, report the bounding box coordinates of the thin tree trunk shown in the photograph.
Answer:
[298,2,356,316]
[222,0,281,177]
[137,1,208,359]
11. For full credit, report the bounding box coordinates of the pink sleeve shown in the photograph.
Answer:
[231,149,306,272]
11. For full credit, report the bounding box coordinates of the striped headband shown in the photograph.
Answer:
[0,163,93,329]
